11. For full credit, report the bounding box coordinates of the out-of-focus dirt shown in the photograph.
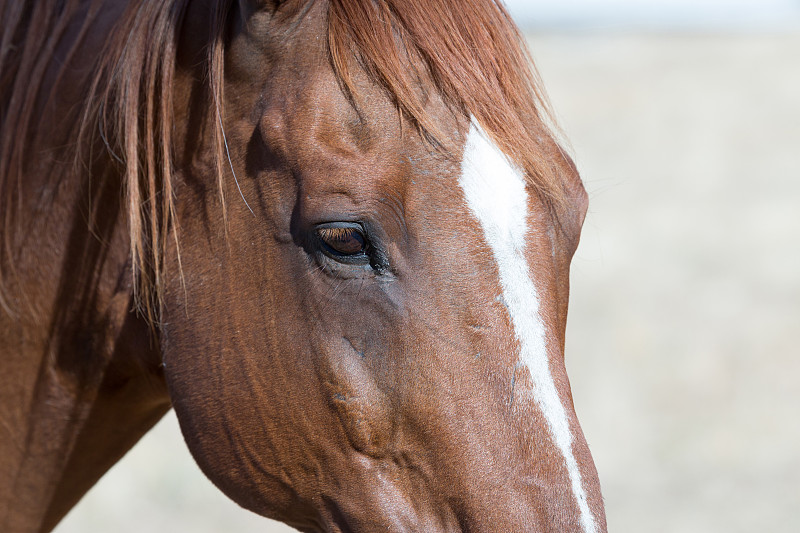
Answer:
[56,33,800,533]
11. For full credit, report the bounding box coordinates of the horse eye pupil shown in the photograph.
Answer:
[318,227,365,255]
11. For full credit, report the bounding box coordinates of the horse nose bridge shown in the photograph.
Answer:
[403,396,600,533]
[396,272,603,532]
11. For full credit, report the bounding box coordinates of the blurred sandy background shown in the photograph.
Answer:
[56,10,800,533]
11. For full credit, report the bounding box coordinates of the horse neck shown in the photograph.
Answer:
[3,145,177,533]
[0,142,171,533]
[0,8,171,533]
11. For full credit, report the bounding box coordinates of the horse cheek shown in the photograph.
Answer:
[317,346,395,459]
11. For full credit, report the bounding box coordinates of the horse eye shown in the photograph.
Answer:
[316,225,366,256]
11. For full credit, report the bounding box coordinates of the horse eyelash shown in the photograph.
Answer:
[318,227,361,242]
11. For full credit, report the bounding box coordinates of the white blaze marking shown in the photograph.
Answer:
[458,122,596,533]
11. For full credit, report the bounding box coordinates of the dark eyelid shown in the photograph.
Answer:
[315,221,364,232]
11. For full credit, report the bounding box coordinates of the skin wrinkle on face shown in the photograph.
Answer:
[458,121,597,533]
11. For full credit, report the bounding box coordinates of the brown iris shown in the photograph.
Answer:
[317,226,366,256]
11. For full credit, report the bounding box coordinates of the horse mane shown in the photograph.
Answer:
[0,0,568,322]
[328,0,566,197]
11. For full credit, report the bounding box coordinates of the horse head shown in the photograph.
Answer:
[162,1,604,531]
[0,1,604,531]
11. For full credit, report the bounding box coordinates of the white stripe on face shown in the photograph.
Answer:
[458,121,596,533]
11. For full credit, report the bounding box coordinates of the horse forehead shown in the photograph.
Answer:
[250,23,456,187]
[259,68,401,157]
[261,83,463,206]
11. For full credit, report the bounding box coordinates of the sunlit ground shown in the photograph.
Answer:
[56,32,800,533]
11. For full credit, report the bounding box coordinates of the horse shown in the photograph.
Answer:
[0,0,606,531]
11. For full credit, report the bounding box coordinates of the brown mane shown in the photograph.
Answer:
[328,0,566,196]
[0,0,568,321]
